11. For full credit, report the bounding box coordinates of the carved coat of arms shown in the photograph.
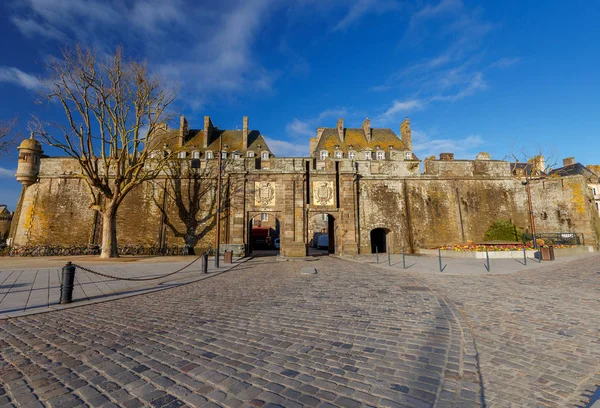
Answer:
[314,181,334,206]
[255,181,275,206]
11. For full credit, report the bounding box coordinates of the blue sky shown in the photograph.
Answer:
[1,0,599,211]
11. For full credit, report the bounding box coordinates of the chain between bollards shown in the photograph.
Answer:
[59,261,76,304]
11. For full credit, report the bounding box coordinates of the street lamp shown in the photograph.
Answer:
[214,133,223,268]
[522,178,538,249]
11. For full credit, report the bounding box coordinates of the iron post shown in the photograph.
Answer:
[59,262,76,304]
[376,246,379,263]
[388,246,391,266]
[203,252,209,274]
[485,247,490,272]
[523,247,527,265]
[438,248,446,272]
[402,246,406,269]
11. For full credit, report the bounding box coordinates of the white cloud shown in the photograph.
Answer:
[489,57,521,69]
[264,138,310,157]
[10,0,278,109]
[411,0,462,21]
[412,128,484,159]
[431,71,487,102]
[0,66,42,90]
[0,167,16,178]
[379,99,424,120]
[285,108,347,137]
[333,0,399,32]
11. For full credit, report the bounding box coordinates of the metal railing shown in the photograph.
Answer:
[522,232,585,246]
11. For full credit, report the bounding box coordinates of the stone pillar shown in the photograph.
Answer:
[401,117,412,152]
[242,116,249,150]
[179,115,188,147]
[203,116,212,149]
[337,118,344,143]
[362,118,371,142]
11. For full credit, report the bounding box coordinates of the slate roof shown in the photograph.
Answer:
[549,163,599,180]
[313,128,408,155]
[150,128,273,156]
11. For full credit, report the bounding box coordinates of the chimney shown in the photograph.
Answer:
[400,117,412,151]
[362,118,371,142]
[439,153,454,161]
[179,115,188,147]
[242,116,249,150]
[337,118,344,142]
[562,157,575,167]
[203,116,212,148]
[529,155,545,174]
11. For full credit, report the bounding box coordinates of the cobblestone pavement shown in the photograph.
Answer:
[410,254,600,407]
[0,254,598,407]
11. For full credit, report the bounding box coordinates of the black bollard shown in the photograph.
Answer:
[376,246,379,264]
[388,246,391,266]
[59,262,76,304]
[202,252,209,274]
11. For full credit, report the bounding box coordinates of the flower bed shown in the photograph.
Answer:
[436,243,574,252]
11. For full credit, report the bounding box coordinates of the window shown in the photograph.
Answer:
[322,213,328,221]
[178,151,187,159]
[221,151,228,159]
[206,151,213,159]
[593,187,597,195]
[334,151,342,159]
[247,151,255,158]
[405,151,412,160]
[192,151,200,159]
[365,151,371,160]
[349,151,355,160]
[320,151,328,160]
[261,213,269,221]
[377,151,385,160]
[262,151,269,160]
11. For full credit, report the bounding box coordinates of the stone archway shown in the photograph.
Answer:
[307,212,336,255]
[370,227,391,253]
[247,212,281,255]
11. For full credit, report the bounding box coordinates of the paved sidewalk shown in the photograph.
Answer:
[0,255,245,320]
[345,250,598,275]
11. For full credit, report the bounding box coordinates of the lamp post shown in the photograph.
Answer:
[522,179,538,249]
[214,134,223,267]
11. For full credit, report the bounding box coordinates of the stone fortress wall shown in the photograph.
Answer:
[9,116,600,256]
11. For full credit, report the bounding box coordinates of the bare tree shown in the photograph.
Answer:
[0,118,17,156]
[151,158,242,254]
[34,45,177,258]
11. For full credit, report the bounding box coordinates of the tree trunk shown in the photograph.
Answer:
[100,205,118,258]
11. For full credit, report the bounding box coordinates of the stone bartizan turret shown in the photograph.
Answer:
[15,133,43,187]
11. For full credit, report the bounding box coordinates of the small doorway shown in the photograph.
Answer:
[307,213,336,255]
[248,213,281,255]
[370,228,388,253]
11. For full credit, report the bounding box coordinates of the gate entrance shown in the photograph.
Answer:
[308,213,336,255]
[248,213,281,255]
[370,228,390,253]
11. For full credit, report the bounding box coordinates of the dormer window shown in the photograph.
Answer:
[405,151,412,160]
[233,152,240,159]
[365,151,372,160]
[221,151,228,159]
[375,145,380,150]
[178,151,187,159]
[206,151,213,159]
[349,151,355,160]
[334,145,339,149]
[377,151,385,160]
[335,151,343,159]
[247,151,255,158]
[262,151,269,160]
[192,151,200,159]
[320,150,328,160]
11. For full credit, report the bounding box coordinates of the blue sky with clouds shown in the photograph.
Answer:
[1,0,599,210]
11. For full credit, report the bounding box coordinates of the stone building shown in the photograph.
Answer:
[8,116,600,256]
[0,204,12,243]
